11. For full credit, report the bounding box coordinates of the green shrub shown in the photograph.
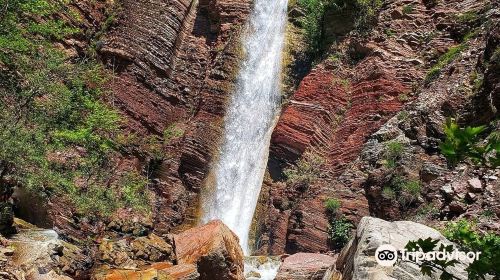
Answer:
[327,217,353,248]
[439,118,499,167]
[384,140,405,168]
[284,151,325,185]
[325,198,341,214]
[425,45,466,84]
[382,186,396,200]
[163,123,184,144]
[402,4,414,15]
[405,219,500,279]
[385,29,396,37]
[0,0,151,217]
[382,176,421,208]
[297,0,330,55]
[297,0,382,55]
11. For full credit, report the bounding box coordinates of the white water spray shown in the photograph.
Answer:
[201,0,288,257]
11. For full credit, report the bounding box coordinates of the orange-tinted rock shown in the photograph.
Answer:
[175,220,244,280]
[275,253,337,280]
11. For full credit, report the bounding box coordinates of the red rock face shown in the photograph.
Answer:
[262,65,406,254]
[48,0,253,240]
[257,0,482,254]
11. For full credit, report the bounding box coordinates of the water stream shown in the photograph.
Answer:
[200,0,288,276]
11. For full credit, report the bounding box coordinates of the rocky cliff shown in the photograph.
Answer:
[256,0,499,255]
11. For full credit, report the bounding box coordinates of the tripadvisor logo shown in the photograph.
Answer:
[375,243,481,267]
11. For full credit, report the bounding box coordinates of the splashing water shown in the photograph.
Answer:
[200,0,288,259]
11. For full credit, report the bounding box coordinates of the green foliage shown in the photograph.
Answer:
[398,93,409,102]
[402,4,414,15]
[163,123,184,144]
[412,203,439,221]
[297,0,382,55]
[327,217,353,248]
[439,119,499,167]
[324,198,352,249]
[383,176,421,207]
[405,238,460,280]
[0,0,150,216]
[407,220,500,279]
[325,198,341,214]
[455,11,479,24]
[296,0,330,55]
[425,45,466,84]
[381,186,396,200]
[284,151,325,185]
[383,140,405,168]
[384,29,396,37]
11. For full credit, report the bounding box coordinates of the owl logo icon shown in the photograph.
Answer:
[375,244,398,266]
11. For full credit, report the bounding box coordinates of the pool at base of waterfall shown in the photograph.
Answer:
[244,256,281,280]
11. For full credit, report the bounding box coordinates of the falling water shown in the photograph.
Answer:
[200,0,288,258]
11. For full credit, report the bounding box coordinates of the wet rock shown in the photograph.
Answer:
[2,221,91,280]
[275,253,336,280]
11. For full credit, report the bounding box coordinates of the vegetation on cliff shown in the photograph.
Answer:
[0,0,151,217]
[297,0,382,55]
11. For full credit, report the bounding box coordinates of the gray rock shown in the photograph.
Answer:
[440,185,454,198]
[420,163,445,182]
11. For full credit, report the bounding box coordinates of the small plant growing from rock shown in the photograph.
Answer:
[163,123,184,144]
[382,176,421,209]
[439,118,499,167]
[383,140,405,168]
[402,4,414,15]
[425,45,466,84]
[327,217,353,248]
[324,197,353,249]
[284,151,325,186]
[325,198,341,214]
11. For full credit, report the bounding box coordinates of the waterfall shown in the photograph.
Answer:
[201,0,288,256]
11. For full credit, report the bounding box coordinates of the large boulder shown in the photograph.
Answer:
[330,217,469,280]
[175,219,245,280]
[275,253,337,280]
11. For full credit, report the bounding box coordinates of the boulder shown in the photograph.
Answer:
[333,217,469,280]
[275,253,336,280]
[175,220,245,280]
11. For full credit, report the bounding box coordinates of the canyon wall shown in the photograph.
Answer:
[49,0,254,240]
[256,0,499,255]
